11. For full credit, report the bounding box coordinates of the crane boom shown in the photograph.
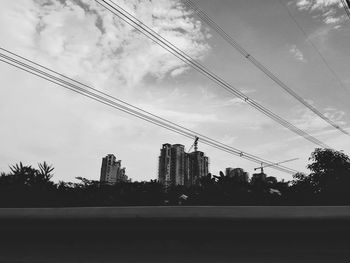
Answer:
[188,137,199,153]
[254,158,299,173]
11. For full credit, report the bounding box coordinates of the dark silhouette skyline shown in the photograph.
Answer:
[1,148,350,207]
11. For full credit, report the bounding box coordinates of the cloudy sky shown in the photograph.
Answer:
[0,0,349,182]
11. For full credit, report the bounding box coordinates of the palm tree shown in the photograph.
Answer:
[37,161,54,182]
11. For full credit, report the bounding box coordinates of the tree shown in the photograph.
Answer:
[308,148,350,193]
[37,161,54,182]
[3,161,55,187]
[3,162,36,186]
[0,162,56,207]
[292,148,350,204]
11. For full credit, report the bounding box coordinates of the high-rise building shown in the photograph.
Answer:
[172,144,186,185]
[158,144,186,187]
[158,143,209,187]
[119,167,128,182]
[187,151,209,186]
[158,144,171,187]
[100,154,128,184]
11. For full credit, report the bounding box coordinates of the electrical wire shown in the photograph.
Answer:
[0,48,299,174]
[341,0,350,21]
[0,46,299,170]
[279,0,349,96]
[0,53,296,174]
[183,0,348,135]
[94,0,330,149]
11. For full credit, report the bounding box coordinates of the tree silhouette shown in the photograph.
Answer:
[38,161,54,182]
[292,148,350,204]
[0,162,56,207]
[1,150,350,207]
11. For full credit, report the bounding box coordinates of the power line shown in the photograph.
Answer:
[94,0,330,149]
[183,0,349,136]
[0,49,298,174]
[279,0,349,96]
[341,0,350,21]
[0,46,293,170]
[0,48,299,174]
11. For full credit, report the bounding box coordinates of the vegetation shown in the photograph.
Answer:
[289,148,350,205]
[1,148,350,207]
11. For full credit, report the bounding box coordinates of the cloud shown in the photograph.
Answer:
[294,0,346,27]
[292,105,347,132]
[1,0,210,88]
[220,135,237,145]
[296,0,341,10]
[0,0,214,182]
[136,102,227,130]
[288,44,307,62]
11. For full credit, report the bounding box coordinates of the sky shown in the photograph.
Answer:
[0,0,349,183]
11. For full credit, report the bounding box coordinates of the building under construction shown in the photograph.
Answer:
[158,139,209,187]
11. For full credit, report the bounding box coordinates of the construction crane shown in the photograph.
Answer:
[187,136,199,153]
[254,158,299,174]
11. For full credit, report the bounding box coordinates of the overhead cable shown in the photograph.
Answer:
[183,0,348,135]
[94,0,330,149]
[278,0,349,96]
[0,48,299,174]
[341,0,350,21]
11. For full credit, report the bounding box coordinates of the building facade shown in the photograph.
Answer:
[187,151,209,186]
[100,154,128,184]
[158,144,186,187]
[158,143,209,187]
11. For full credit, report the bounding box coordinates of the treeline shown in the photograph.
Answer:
[1,148,350,207]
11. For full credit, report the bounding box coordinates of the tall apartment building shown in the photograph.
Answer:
[100,154,128,184]
[187,151,209,186]
[158,144,186,187]
[158,143,209,187]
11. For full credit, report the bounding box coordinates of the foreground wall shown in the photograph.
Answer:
[0,206,349,262]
